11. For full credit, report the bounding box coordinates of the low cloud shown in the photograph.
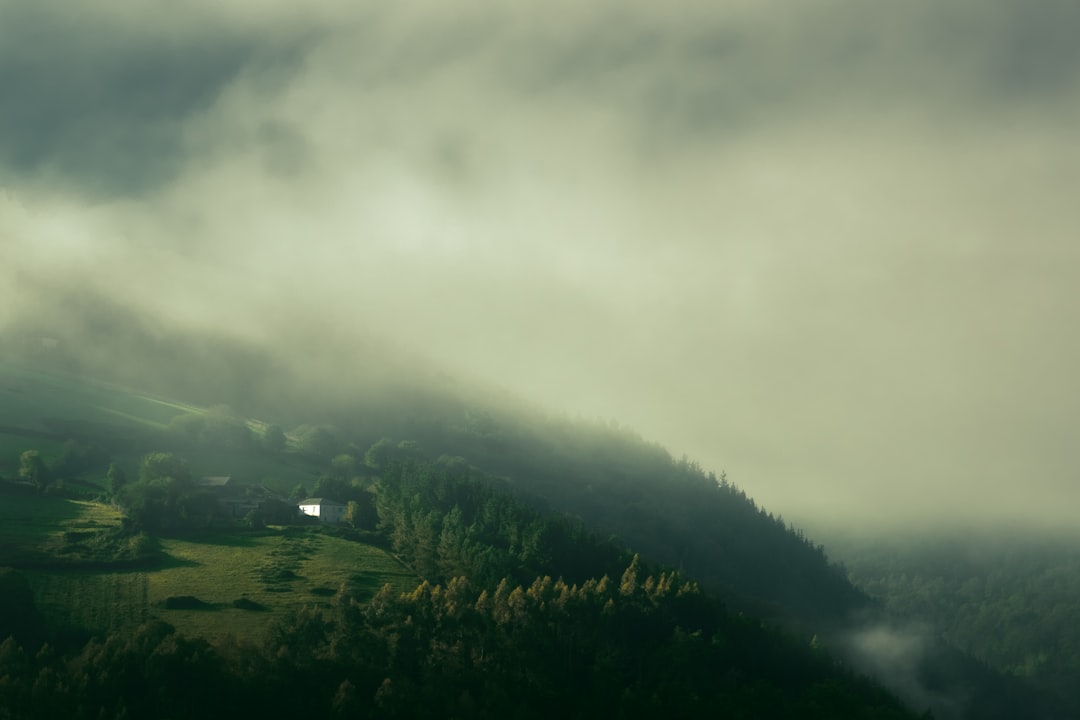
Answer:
[3,0,1079,528]
[846,623,968,719]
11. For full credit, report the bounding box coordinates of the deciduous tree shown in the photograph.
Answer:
[18,450,49,492]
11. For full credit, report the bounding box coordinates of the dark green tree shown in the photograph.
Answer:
[18,450,49,492]
[312,476,349,501]
[292,425,338,458]
[120,453,200,533]
[330,454,357,480]
[139,452,190,484]
[106,462,127,498]
[167,413,205,447]
[364,438,395,470]
[0,569,43,648]
[263,424,287,453]
[203,409,253,450]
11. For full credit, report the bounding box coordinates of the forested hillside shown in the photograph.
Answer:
[1,318,871,630]
[0,331,1068,719]
[1,561,916,720]
[824,529,1080,718]
[3,324,867,631]
[0,447,920,718]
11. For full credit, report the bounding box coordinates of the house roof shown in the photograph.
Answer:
[298,497,346,507]
[198,476,233,487]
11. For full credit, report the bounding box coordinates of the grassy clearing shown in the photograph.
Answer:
[143,530,417,640]
[0,491,123,563]
[29,571,150,636]
[9,500,418,642]
[304,532,414,600]
[0,365,417,641]
[1,493,147,636]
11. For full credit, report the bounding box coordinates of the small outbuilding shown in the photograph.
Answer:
[298,497,348,524]
[198,476,234,489]
[219,496,260,519]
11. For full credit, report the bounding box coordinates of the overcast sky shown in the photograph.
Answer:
[3,0,1079,530]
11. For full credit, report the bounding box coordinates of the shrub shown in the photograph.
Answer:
[164,596,213,610]
[231,598,267,611]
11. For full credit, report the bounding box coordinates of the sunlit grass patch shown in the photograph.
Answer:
[133,394,204,417]
[98,407,171,429]
[0,361,191,433]
[66,499,124,529]
[3,484,418,641]
[144,529,418,640]
[305,533,417,600]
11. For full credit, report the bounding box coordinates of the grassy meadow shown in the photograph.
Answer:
[1,360,197,477]
[26,530,417,641]
[1,361,420,642]
[142,530,417,639]
[3,491,418,642]
[0,359,322,495]
[0,361,198,431]
[0,491,124,564]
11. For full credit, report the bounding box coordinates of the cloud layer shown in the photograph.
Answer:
[3,0,1079,528]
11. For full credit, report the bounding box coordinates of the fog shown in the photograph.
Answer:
[845,623,965,718]
[3,0,1079,529]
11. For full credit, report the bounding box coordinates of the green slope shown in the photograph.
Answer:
[1,360,197,431]
[823,527,1080,718]
[0,356,1059,718]
[26,530,417,641]
[1,490,417,641]
[0,359,324,497]
[1,360,196,473]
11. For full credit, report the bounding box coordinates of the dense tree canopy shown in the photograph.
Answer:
[18,450,49,492]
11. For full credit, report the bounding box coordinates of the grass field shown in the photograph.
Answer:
[0,361,200,432]
[0,491,124,563]
[0,363,416,641]
[0,360,209,475]
[144,530,416,639]
[26,529,417,641]
[3,491,417,642]
[0,360,321,493]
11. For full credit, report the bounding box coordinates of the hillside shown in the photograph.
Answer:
[0,358,925,717]
[821,527,1080,718]
[1,353,863,631]
[0,349,1063,718]
[0,488,417,642]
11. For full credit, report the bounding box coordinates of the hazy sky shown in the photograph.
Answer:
[3,0,1079,529]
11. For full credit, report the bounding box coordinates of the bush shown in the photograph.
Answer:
[126,533,159,560]
[232,598,267,611]
[164,596,213,610]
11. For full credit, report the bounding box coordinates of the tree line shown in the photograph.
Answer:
[0,562,917,720]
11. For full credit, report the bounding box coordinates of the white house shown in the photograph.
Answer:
[298,497,348,524]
